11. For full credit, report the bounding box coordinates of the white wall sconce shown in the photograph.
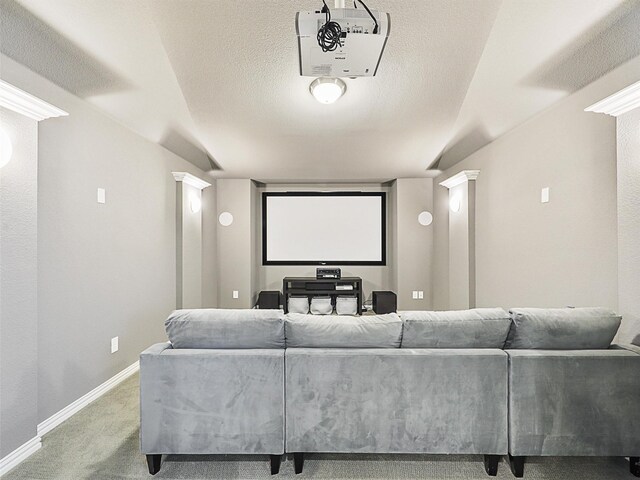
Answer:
[0,127,13,168]
[449,195,461,213]
[218,212,234,226]
[189,195,202,213]
[418,211,433,226]
[310,77,346,104]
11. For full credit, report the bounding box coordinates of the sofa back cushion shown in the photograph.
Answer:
[505,307,621,349]
[400,308,511,348]
[285,313,403,348]
[165,309,285,349]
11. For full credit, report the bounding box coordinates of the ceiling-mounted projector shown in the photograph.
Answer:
[296,0,390,77]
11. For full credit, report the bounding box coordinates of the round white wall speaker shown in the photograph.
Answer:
[418,211,433,226]
[218,212,234,226]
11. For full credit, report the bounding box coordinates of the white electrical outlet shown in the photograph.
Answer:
[412,291,418,300]
[97,188,106,204]
[232,290,239,299]
[111,336,119,353]
[541,187,550,203]
[418,291,424,299]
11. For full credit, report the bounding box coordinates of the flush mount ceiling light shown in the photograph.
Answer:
[310,77,346,104]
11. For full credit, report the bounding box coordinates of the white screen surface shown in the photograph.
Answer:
[264,194,384,264]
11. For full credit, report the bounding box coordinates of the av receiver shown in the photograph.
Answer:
[316,268,341,279]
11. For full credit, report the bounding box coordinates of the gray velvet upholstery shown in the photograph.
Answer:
[285,348,508,454]
[507,348,640,456]
[140,343,284,455]
[400,308,510,348]
[285,313,403,348]
[165,308,285,349]
[505,307,621,349]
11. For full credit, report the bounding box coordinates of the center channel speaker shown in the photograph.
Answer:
[258,291,281,309]
[372,291,397,314]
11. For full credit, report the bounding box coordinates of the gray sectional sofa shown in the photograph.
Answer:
[139,306,640,477]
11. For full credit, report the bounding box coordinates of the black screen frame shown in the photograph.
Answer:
[262,191,387,266]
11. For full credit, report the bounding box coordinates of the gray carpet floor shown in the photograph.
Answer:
[3,373,635,479]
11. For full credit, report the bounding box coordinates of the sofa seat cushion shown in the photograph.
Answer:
[285,313,402,348]
[400,308,511,348]
[505,307,621,349]
[165,308,285,349]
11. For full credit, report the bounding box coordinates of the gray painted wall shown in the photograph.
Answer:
[1,56,213,433]
[433,57,640,312]
[0,108,38,457]
[616,107,640,344]
[216,178,253,308]
[394,178,434,310]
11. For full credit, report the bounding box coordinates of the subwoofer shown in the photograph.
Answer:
[257,291,281,309]
[372,291,397,314]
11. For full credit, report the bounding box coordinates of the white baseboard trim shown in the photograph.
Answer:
[0,436,41,476]
[37,360,139,437]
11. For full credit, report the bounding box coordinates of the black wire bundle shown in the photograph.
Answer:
[317,0,343,52]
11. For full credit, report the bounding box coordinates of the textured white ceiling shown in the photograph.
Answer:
[2,0,638,180]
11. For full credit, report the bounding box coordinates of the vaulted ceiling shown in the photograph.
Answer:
[2,0,639,181]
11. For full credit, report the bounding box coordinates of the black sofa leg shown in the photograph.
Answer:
[508,455,525,478]
[294,452,304,474]
[270,454,282,475]
[484,455,500,476]
[630,457,640,477]
[146,454,162,475]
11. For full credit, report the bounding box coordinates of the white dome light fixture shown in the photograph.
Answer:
[0,127,13,169]
[310,77,346,104]
[418,211,433,226]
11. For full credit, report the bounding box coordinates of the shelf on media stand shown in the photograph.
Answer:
[282,276,363,314]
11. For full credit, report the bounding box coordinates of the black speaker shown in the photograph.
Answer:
[258,291,281,309]
[372,291,397,314]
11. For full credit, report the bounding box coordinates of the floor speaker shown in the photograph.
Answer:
[372,291,397,314]
[258,291,281,309]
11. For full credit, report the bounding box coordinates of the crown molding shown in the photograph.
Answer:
[0,79,68,121]
[172,172,212,190]
[439,170,480,189]
[585,80,640,117]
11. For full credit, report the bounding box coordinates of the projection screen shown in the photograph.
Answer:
[262,192,386,265]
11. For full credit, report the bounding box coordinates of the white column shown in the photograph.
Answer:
[439,170,479,310]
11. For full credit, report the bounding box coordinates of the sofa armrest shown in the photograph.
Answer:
[610,343,640,355]
[140,342,172,357]
[507,349,640,456]
[140,348,284,456]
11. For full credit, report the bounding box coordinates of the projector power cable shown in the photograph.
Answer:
[317,0,343,52]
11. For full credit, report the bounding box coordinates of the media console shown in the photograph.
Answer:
[282,276,363,314]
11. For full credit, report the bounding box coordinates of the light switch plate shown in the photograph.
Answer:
[111,336,119,353]
[418,291,424,299]
[412,291,418,299]
[97,188,106,204]
[541,187,550,203]
[232,290,239,299]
